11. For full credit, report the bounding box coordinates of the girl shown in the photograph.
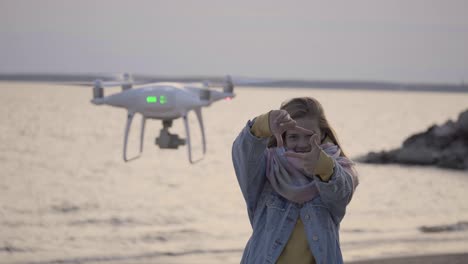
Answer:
[232,97,358,264]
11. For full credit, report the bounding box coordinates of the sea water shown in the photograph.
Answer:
[0,83,467,263]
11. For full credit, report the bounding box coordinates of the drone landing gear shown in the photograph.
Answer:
[121,111,206,163]
[123,111,145,162]
[182,108,206,164]
[155,120,186,149]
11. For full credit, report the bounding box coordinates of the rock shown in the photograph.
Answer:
[402,127,433,148]
[433,120,458,138]
[361,151,389,163]
[404,121,458,150]
[361,109,468,170]
[51,202,80,214]
[394,147,438,165]
[437,140,468,170]
[420,221,468,233]
[359,149,400,164]
[432,121,459,148]
[458,110,468,135]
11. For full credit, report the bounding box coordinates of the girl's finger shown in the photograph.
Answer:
[309,134,320,146]
[274,111,288,125]
[279,120,296,129]
[294,126,315,135]
[278,113,293,125]
[282,114,292,122]
[276,133,284,147]
[284,152,306,159]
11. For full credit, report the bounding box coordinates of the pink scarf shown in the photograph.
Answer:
[266,142,356,204]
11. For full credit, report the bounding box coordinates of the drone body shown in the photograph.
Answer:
[91,78,235,163]
[92,82,229,119]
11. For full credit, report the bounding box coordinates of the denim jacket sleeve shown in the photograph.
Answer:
[314,161,358,224]
[232,120,269,227]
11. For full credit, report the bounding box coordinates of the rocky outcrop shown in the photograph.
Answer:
[419,221,468,233]
[359,109,468,170]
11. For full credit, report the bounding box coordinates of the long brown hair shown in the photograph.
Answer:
[267,97,348,158]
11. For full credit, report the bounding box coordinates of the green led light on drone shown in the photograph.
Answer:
[159,95,167,104]
[146,96,157,103]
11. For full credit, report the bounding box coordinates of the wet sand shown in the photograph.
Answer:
[349,252,468,264]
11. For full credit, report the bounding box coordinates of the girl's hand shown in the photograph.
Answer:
[269,110,296,147]
[284,133,321,175]
[269,110,311,147]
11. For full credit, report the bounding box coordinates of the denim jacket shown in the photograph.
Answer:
[232,121,357,264]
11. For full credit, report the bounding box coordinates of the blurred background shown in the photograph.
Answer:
[1,0,468,82]
[1,1,467,263]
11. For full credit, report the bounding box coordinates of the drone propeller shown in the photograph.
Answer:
[240,76,272,86]
[200,75,275,90]
[223,75,234,93]
[0,72,274,87]
[0,72,140,88]
[0,73,122,85]
[120,73,133,91]
[91,80,133,88]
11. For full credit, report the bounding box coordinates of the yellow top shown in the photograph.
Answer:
[251,112,336,263]
[277,217,315,264]
[251,111,272,137]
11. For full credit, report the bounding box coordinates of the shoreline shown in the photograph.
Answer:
[348,252,468,264]
[1,75,468,93]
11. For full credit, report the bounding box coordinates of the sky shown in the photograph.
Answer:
[0,0,467,83]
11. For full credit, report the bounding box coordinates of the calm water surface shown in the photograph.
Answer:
[1,83,467,263]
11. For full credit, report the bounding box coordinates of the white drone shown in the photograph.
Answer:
[0,73,258,163]
[92,74,236,163]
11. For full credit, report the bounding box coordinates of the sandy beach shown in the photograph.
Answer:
[1,82,467,264]
[349,252,468,264]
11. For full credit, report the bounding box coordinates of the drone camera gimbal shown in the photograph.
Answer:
[155,120,186,149]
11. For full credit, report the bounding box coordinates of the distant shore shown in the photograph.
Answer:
[349,252,468,264]
[238,80,468,93]
[133,75,468,93]
[133,75,468,92]
[1,73,468,92]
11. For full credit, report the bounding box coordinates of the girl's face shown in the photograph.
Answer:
[284,117,322,153]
